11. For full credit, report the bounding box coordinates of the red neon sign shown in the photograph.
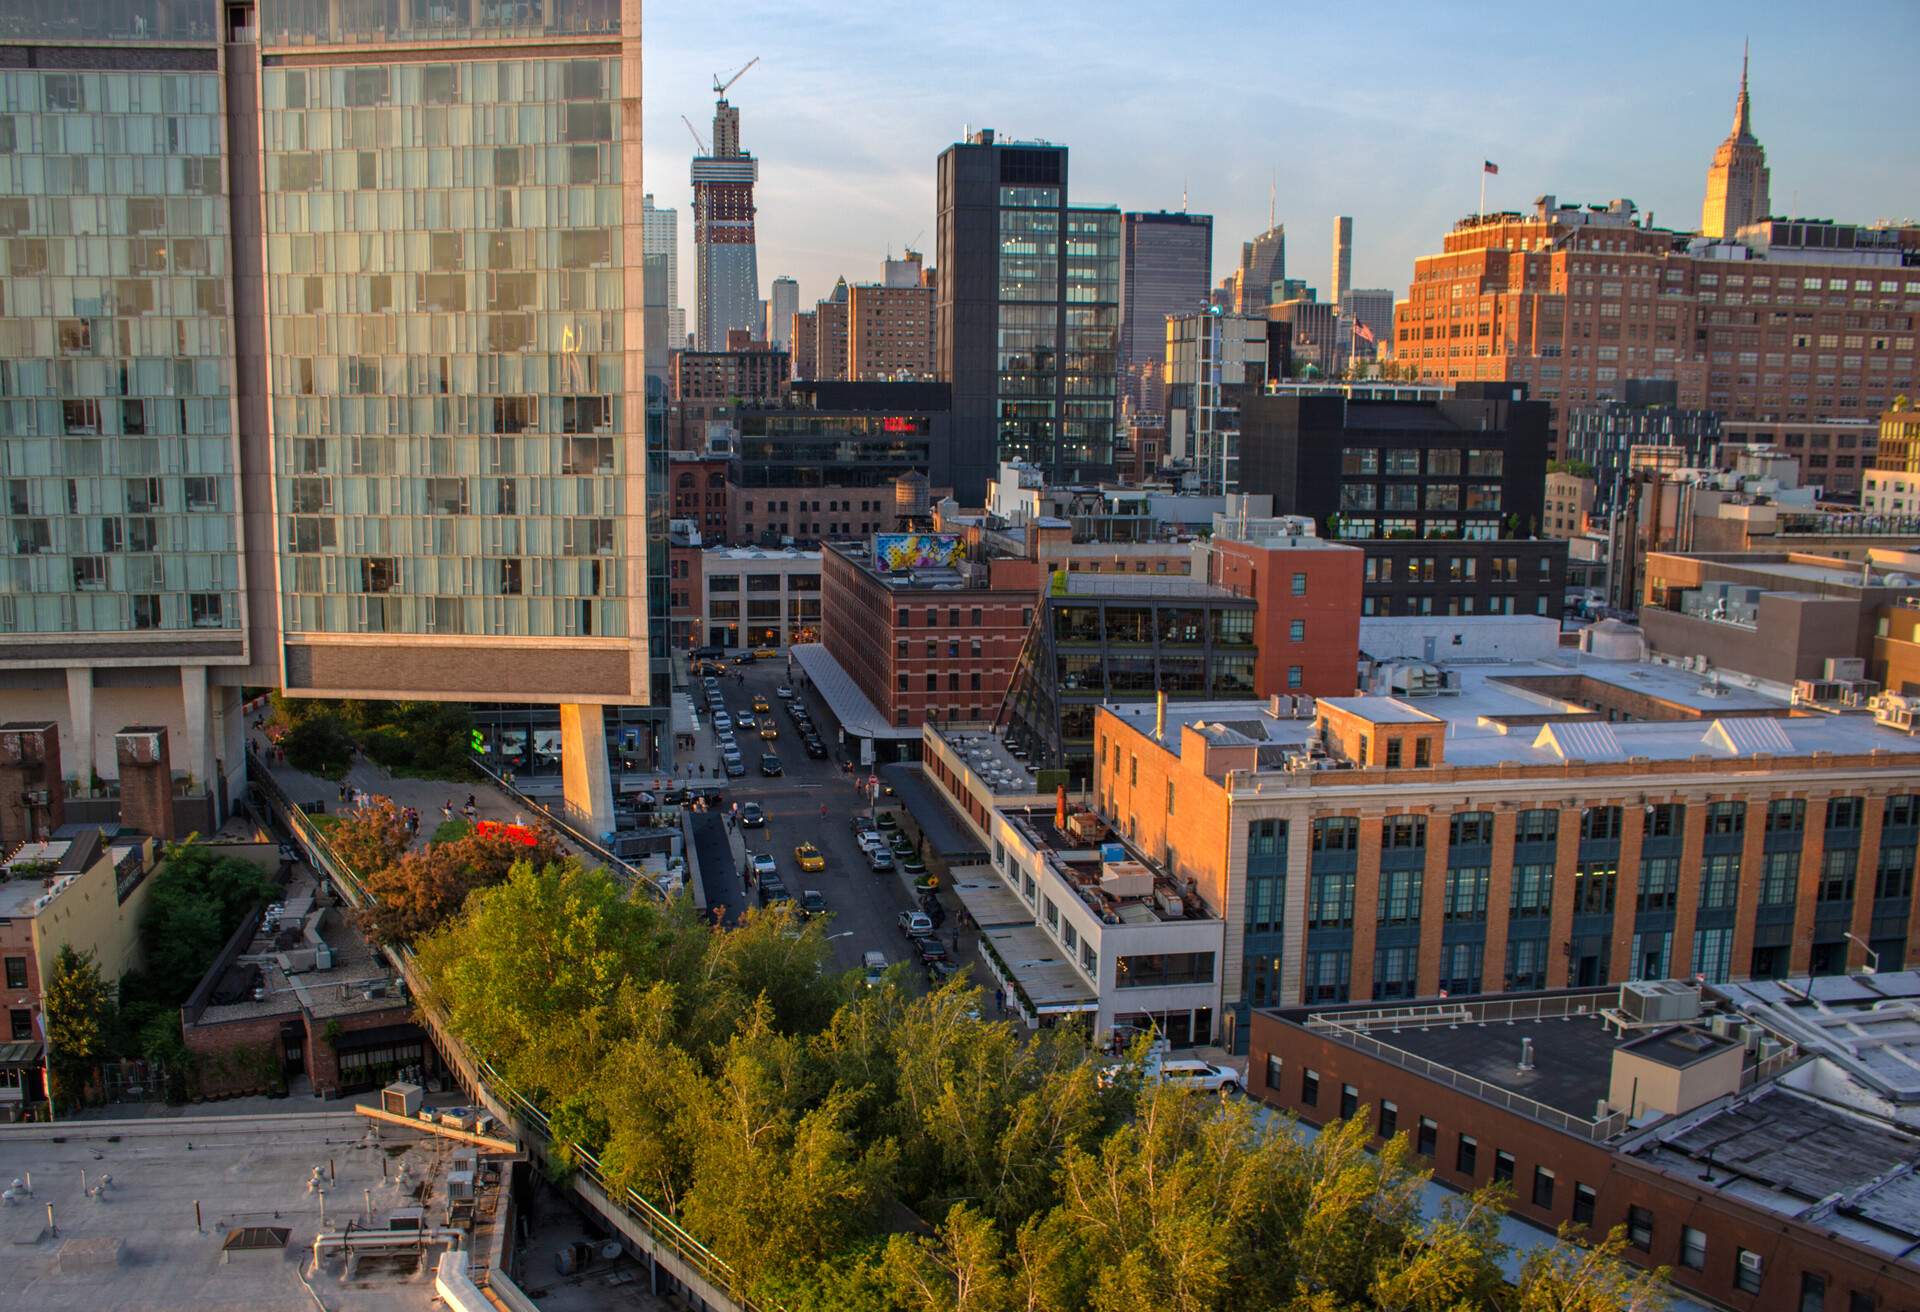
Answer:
[882,416,914,434]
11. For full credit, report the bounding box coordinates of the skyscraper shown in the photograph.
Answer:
[1330,215,1353,308]
[1234,224,1286,315]
[0,1,654,837]
[1118,212,1213,415]
[936,130,1119,501]
[692,87,761,349]
[767,276,799,352]
[1700,47,1771,239]
[643,194,686,348]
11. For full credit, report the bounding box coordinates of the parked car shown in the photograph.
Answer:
[802,737,828,759]
[1159,1060,1241,1094]
[723,756,747,777]
[798,889,828,918]
[911,935,950,965]
[757,876,791,907]
[760,753,783,777]
[866,847,895,872]
[850,814,879,837]
[748,853,777,879]
[776,686,794,700]
[712,712,733,733]
[861,950,888,987]
[897,910,933,937]
[794,842,826,873]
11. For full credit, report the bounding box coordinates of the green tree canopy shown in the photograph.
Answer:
[355,827,560,946]
[45,945,111,1105]
[137,842,278,1000]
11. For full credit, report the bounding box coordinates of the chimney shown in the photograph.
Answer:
[0,722,64,847]
[1518,1037,1535,1071]
[1154,690,1167,742]
[115,726,177,840]
[1054,784,1067,832]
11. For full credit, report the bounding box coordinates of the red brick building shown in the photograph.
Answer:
[1203,533,1364,698]
[1250,985,1920,1312]
[668,452,731,541]
[669,347,789,448]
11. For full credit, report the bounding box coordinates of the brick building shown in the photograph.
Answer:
[1396,197,1920,454]
[668,451,731,541]
[1091,645,1920,1044]
[666,536,704,651]
[1716,418,1879,497]
[1250,978,1920,1312]
[811,289,850,381]
[790,309,818,380]
[669,347,790,448]
[849,283,935,381]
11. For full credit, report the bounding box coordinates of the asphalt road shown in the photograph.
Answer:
[690,657,936,982]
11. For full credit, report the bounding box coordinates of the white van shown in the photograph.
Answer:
[861,950,888,987]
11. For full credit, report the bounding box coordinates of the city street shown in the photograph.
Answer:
[690,656,983,988]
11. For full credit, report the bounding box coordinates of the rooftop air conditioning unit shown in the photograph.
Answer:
[1617,980,1701,1024]
[1823,657,1866,682]
[381,1082,424,1118]
[1156,890,1184,918]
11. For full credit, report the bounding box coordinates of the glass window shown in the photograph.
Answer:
[1301,1068,1319,1106]
[1532,1167,1555,1209]
[1377,1100,1398,1139]
[1456,1134,1477,1176]
[1679,1226,1706,1271]
[1493,1150,1515,1185]
[1736,1250,1763,1295]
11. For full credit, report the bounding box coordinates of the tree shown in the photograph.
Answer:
[1516,1225,1669,1312]
[44,945,112,1106]
[139,843,278,999]
[414,858,667,1098]
[356,828,560,946]
[327,797,412,879]
[281,710,355,778]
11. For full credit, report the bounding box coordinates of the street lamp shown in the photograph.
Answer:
[826,931,854,942]
[1842,932,1881,975]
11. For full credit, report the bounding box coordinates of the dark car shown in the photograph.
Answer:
[724,756,747,777]
[739,801,766,828]
[911,935,950,965]
[757,876,790,906]
[798,889,828,918]
[760,753,783,777]
[802,736,828,759]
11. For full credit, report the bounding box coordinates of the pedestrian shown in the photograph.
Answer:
[994,987,1004,1013]
[950,928,959,952]
[443,799,453,820]
[466,792,476,811]
[338,783,348,803]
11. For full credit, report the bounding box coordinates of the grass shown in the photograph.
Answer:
[431,819,473,845]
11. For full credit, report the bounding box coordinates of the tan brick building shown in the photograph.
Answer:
[1396,201,1920,453]
[848,283,935,381]
[1093,652,1920,1043]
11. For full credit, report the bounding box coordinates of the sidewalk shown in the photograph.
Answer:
[257,732,523,851]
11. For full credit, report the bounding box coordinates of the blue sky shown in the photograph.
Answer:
[643,0,1919,318]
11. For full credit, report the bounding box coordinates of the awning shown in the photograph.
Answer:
[790,644,920,741]
[981,924,1097,1014]
[331,1022,427,1053]
[947,872,1033,929]
[671,691,697,737]
[880,763,989,865]
[0,1039,44,1067]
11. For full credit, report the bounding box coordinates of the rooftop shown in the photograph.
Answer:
[1002,806,1219,924]
[789,642,920,741]
[0,1110,512,1311]
[929,726,1048,797]
[702,545,820,563]
[0,830,107,918]
[1060,573,1241,600]
[1624,1088,1920,1268]
[1104,650,1920,773]
[982,923,1095,1014]
[1714,970,1920,1110]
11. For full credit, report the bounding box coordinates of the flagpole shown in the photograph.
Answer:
[1479,165,1486,218]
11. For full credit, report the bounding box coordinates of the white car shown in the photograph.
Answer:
[1159,1060,1241,1093]
[748,853,777,879]
[861,950,887,988]
[713,713,733,733]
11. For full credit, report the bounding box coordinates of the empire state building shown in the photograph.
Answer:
[1699,48,1771,239]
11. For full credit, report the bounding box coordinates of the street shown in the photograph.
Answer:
[690,656,981,988]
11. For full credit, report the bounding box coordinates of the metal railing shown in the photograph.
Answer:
[245,749,761,1311]
[463,756,672,903]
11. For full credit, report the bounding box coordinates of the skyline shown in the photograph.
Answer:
[644,0,1920,319]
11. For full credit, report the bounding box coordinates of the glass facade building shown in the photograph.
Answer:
[261,54,633,642]
[0,53,240,642]
[0,1,655,826]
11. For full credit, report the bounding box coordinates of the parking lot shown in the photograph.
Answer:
[689,656,991,995]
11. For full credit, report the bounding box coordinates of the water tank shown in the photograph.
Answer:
[893,471,930,523]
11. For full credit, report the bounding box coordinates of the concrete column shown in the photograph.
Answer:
[64,666,94,789]
[559,704,616,839]
[179,665,213,795]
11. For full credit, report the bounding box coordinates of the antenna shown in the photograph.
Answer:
[1182,175,1189,212]
[1269,172,1276,229]
[680,115,708,155]
[712,56,760,99]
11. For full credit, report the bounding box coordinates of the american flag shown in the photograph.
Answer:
[1352,321,1376,345]
[1483,160,1499,175]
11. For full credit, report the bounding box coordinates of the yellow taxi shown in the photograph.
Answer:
[794,842,826,873]
[759,722,779,739]
[752,696,771,713]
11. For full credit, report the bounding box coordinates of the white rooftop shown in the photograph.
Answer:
[1105,653,1920,771]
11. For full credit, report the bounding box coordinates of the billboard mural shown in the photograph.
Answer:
[873,532,965,571]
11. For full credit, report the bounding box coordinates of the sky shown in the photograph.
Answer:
[642,0,1920,318]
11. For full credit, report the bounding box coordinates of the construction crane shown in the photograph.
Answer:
[680,115,708,155]
[711,56,759,99]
